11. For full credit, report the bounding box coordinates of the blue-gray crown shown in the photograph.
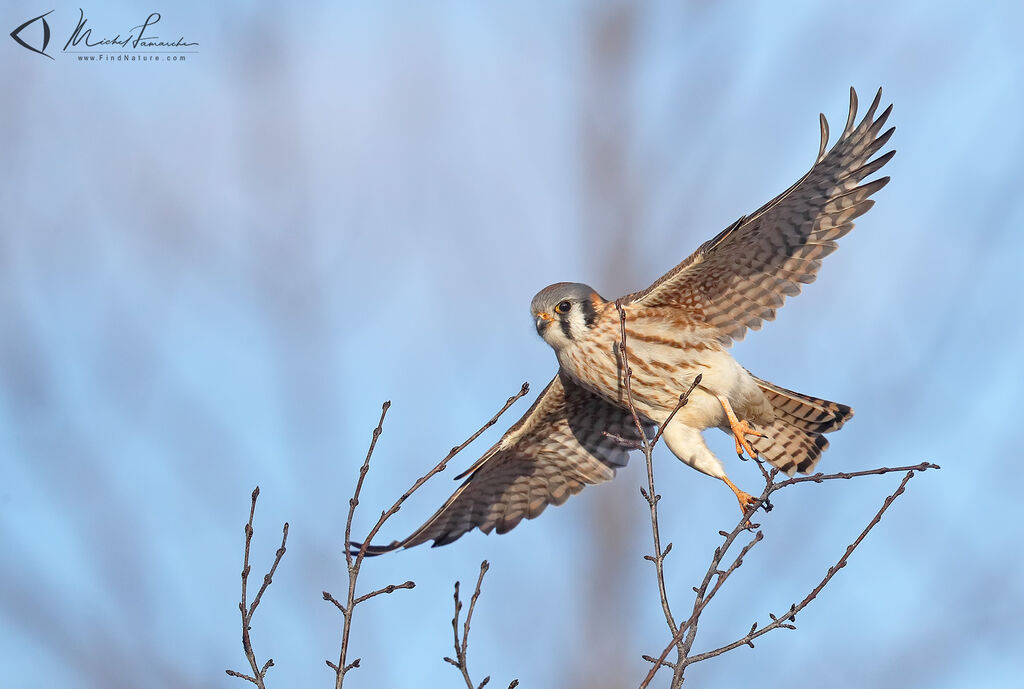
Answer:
[530,282,597,315]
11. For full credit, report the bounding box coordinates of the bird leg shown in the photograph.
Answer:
[716,394,765,459]
[722,475,760,519]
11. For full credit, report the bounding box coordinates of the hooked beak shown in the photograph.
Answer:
[535,312,553,334]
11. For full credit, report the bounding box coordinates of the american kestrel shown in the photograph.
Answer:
[356,88,893,554]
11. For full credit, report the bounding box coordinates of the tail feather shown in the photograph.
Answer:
[749,376,853,476]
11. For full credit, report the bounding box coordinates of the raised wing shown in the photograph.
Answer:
[352,371,652,554]
[625,87,895,343]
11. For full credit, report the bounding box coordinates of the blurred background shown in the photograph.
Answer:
[2,1,1022,687]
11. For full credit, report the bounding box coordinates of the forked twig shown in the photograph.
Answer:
[640,462,940,688]
[614,300,701,673]
[326,385,531,688]
[226,487,289,688]
[443,561,516,689]
[684,466,929,664]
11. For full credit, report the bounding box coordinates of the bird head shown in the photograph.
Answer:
[530,282,604,351]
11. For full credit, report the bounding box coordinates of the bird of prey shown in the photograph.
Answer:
[355,88,894,554]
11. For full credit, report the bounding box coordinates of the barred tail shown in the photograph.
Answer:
[749,376,854,476]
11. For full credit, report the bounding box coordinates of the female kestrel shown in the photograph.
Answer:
[356,87,893,554]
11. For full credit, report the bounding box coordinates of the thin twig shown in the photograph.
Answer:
[672,473,780,669]
[685,467,923,664]
[615,300,700,673]
[444,561,495,689]
[343,402,393,571]
[639,516,765,688]
[328,384,531,688]
[650,375,703,449]
[772,463,941,489]
[350,383,531,559]
[322,591,346,614]
[226,487,289,688]
[331,402,392,689]
[353,580,416,606]
[640,462,939,687]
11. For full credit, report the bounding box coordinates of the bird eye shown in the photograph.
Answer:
[555,300,572,314]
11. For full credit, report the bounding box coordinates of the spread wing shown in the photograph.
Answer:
[352,371,652,554]
[625,87,895,344]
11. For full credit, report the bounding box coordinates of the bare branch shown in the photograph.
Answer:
[343,402,393,570]
[650,375,703,449]
[772,462,941,489]
[249,523,289,620]
[330,402,393,689]
[226,487,289,688]
[684,467,925,665]
[225,669,259,683]
[329,385,530,688]
[640,520,765,688]
[322,591,346,614]
[353,581,416,606]
[349,383,531,559]
[615,300,700,673]
[640,463,939,687]
[446,561,511,689]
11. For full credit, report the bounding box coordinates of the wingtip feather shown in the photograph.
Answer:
[347,540,403,557]
[866,87,883,120]
[817,112,830,161]
[844,87,859,133]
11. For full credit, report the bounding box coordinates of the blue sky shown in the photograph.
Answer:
[2,2,1022,688]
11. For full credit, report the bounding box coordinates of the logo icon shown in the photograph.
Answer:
[10,10,54,59]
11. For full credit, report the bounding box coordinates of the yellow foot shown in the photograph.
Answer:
[716,394,765,459]
[722,476,767,527]
[723,476,757,513]
[730,418,764,459]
